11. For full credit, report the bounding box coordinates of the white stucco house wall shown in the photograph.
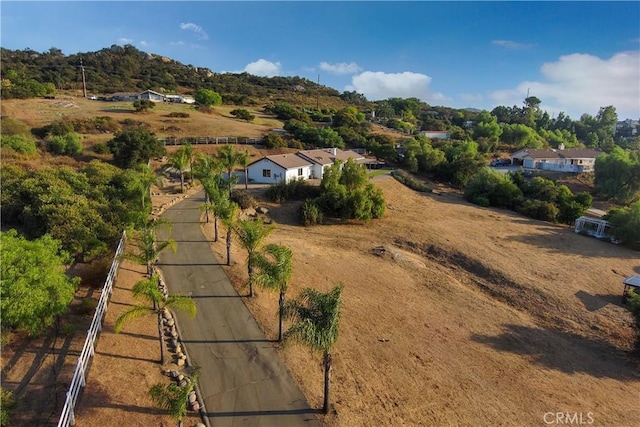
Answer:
[247,154,313,184]
[511,147,602,173]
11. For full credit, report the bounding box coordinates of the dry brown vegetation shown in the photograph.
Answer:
[204,176,640,426]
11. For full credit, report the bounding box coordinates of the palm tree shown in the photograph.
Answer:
[126,163,163,211]
[217,197,239,266]
[149,369,199,427]
[216,145,247,194]
[168,148,189,193]
[234,219,275,297]
[123,219,177,277]
[200,178,227,241]
[181,142,195,184]
[283,284,343,414]
[253,244,293,342]
[115,275,196,364]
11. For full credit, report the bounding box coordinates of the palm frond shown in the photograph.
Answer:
[166,295,197,318]
[115,305,152,333]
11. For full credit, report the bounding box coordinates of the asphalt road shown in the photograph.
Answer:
[158,191,319,426]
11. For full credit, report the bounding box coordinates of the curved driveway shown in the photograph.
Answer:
[158,191,319,426]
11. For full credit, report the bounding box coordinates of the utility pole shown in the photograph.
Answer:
[80,59,87,98]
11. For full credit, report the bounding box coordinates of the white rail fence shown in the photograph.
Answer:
[160,136,263,146]
[57,231,126,427]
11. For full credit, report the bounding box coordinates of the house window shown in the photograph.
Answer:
[262,169,271,178]
[298,168,303,176]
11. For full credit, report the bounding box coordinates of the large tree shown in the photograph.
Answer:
[254,244,293,342]
[234,219,275,297]
[195,88,222,107]
[107,126,166,168]
[115,275,196,364]
[283,284,343,414]
[595,147,640,203]
[1,230,79,335]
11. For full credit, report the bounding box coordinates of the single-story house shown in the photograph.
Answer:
[246,154,313,184]
[247,148,367,184]
[139,90,166,102]
[165,94,196,104]
[297,147,366,179]
[419,130,449,140]
[107,92,138,102]
[511,147,602,173]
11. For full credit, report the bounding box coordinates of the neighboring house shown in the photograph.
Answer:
[298,147,365,179]
[139,90,166,102]
[616,119,639,139]
[107,92,138,102]
[246,153,313,184]
[165,94,196,104]
[419,130,449,140]
[247,148,367,183]
[510,146,602,173]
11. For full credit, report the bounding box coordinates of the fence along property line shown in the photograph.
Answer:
[57,231,126,427]
[159,136,263,146]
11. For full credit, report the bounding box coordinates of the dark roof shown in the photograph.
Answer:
[248,154,312,170]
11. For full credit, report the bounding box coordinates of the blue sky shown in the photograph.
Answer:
[2,1,639,119]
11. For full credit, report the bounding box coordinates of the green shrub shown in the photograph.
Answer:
[266,178,321,203]
[133,99,155,112]
[230,108,255,122]
[263,133,287,149]
[517,199,559,222]
[464,168,522,209]
[391,169,432,193]
[167,112,190,118]
[46,132,82,155]
[92,142,110,154]
[1,387,15,426]
[231,189,257,209]
[0,134,37,154]
[300,198,324,225]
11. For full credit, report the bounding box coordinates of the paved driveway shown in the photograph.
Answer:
[158,191,319,426]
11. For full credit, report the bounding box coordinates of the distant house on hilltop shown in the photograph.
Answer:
[419,130,449,140]
[511,145,602,173]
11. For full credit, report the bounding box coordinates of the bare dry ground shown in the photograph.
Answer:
[202,176,640,427]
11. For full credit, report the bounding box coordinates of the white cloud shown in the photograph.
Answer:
[180,22,208,40]
[244,59,281,77]
[491,40,535,50]
[491,51,640,119]
[170,41,185,47]
[347,71,433,101]
[319,61,362,75]
[139,41,148,47]
[117,38,133,45]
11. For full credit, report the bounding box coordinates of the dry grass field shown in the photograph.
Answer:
[204,177,640,426]
[2,97,639,426]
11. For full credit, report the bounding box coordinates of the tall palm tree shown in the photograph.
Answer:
[181,142,195,184]
[234,219,275,297]
[126,163,163,211]
[253,244,293,342]
[168,148,189,193]
[216,145,247,194]
[115,275,196,364]
[149,369,199,427]
[123,219,177,277]
[200,178,226,241]
[283,284,343,414]
[217,197,239,266]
